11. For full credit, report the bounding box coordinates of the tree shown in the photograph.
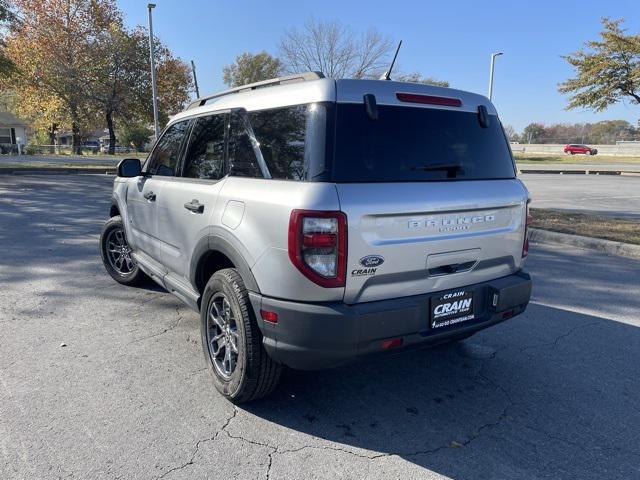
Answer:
[279,18,393,79]
[154,50,193,126]
[588,120,636,143]
[119,123,152,152]
[559,18,640,111]
[502,124,518,142]
[522,123,546,143]
[0,0,18,77]
[86,24,147,154]
[86,25,192,153]
[4,0,116,153]
[393,72,449,87]
[223,51,282,87]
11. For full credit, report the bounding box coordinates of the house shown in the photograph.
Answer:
[0,111,28,153]
[56,128,107,152]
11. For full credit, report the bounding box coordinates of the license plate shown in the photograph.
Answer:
[431,289,475,329]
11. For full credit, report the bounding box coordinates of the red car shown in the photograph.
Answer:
[564,144,598,155]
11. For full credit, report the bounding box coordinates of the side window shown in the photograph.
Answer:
[182,114,226,180]
[248,106,306,180]
[228,111,263,178]
[146,120,189,176]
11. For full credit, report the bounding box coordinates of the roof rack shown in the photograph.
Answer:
[186,71,325,110]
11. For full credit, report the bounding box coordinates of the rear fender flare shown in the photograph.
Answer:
[190,233,260,295]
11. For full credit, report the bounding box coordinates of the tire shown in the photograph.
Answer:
[200,268,281,403]
[100,215,147,286]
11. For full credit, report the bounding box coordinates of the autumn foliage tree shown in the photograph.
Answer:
[5,0,117,153]
[4,0,192,154]
[86,25,192,153]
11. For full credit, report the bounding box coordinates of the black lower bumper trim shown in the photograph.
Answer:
[250,271,531,370]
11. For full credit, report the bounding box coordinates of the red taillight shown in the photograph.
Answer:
[381,338,403,349]
[260,310,278,324]
[288,210,347,288]
[522,200,533,258]
[396,92,462,107]
[303,233,337,248]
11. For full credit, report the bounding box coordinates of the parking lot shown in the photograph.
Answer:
[523,173,640,218]
[1,174,639,479]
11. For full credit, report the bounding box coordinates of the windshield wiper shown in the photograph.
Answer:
[410,163,463,172]
[411,163,464,178]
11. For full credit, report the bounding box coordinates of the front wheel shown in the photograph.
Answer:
[200,269,281,403]
[100,215,147,285]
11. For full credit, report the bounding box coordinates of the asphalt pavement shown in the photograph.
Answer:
[521,173,640,218]
[1,174,639,480]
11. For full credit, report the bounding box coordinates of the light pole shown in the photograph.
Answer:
[191,60,200,98]
[488,52,503,101]
[147,3,160,140]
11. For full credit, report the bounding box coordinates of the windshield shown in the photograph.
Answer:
[331,103,516,182]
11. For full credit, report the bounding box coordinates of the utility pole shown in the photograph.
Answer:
[488,52,503,101]
[191,60,200,98]
[147,3,160,140]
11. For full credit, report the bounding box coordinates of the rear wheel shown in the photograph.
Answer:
[100,215,147,285]
[200,268,281,403]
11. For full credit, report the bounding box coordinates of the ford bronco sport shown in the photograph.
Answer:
[100,72,532,403]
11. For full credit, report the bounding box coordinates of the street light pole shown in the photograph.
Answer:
[191,60,200,98]
[147,3,160,140]
[488,52,503,101]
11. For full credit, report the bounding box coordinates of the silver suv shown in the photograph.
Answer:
[100,73,532,403]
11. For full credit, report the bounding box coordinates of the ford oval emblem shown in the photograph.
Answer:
[360,255,385,267]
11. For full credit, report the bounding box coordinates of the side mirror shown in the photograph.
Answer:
[117,158,142,178]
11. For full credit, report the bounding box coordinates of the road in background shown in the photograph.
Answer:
[0,155,137,166]
[0,174,638,479]
[521,173,640,218]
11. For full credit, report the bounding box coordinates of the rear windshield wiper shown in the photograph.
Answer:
[410,163,463,172]
[411,163,464,178]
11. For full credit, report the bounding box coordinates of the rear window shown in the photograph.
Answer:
[331,104,515,182]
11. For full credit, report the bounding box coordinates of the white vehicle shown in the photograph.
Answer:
[101,72,532,403]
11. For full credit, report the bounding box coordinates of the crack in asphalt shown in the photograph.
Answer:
[520,320,600,353]
[156,406,238,479]
[155,321,609,477]
[127,305,185,345]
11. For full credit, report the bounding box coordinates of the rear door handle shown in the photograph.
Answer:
[184,199,205,213]
[143,191,156,201]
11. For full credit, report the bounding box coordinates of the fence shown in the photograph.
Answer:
[511,143,640,156]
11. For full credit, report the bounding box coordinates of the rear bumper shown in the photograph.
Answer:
[250,271,532,370]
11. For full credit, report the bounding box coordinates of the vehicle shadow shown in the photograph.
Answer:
[243,303,640,479]
[2,175,638,479]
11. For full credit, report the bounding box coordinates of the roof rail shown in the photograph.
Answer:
[186,71,325,110]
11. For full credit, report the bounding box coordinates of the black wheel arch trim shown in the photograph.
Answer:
[190,233,260,296]
[110,196,121,217]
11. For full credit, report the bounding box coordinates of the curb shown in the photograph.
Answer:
[530,228,640,260]
[0,167,116,175]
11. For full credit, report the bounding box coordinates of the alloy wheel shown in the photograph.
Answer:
[207,293,239,378]
[105,227,135,275]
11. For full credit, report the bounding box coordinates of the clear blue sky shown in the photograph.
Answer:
[118,0,639,132]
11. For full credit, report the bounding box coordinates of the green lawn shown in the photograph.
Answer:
[531,208,640,245]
